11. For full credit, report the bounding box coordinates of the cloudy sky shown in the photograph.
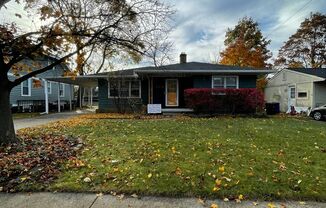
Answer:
[1,0,326,66]
[164,0,326,63]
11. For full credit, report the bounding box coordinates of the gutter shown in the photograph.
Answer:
[134,69,276,74]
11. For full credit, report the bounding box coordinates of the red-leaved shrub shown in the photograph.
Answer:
[184,88,264,114]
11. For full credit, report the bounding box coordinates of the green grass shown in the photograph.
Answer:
[13,112,41,119]
[49,116,326,201]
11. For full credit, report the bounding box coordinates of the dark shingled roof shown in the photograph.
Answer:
[288,68,326,79]
[133,62,266,71]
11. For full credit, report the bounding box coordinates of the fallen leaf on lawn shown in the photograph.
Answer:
[253,202,259,206]
[212,187,220,192]
[171,146,176,154]
[83,177,91,183]
[131,194,138,198]
[210,203,218,208]
[96,193,103,197]
[148,173,152,178]
[197,198,205,205]
[298,180,302,184]
[223,198,229,202]
[299,201,306,205]
[117,194,124,200]
[215,179,222,186]
[175,167,182,176]
[267,203,276,208]
[218,166,225,173]
[238,194,244,200]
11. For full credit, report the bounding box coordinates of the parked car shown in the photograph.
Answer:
[309,105,326,121]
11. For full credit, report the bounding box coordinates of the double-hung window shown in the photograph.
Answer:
[212,76,238,89]
[21,79,31,96]
[109,80,141,98]
[59,83,65,97]
[47,81,52,94]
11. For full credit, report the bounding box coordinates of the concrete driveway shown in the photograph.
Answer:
[14,110,93,130]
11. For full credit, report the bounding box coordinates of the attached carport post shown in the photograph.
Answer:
[90,88,93,107]
[43,79,49,114]
[57,82,61,113]
[69,84,73,111]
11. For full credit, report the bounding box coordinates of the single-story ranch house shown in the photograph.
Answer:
[48,54,273,113]
[265,68,326,113]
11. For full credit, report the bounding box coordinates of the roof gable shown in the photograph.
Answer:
[288,68,326,79]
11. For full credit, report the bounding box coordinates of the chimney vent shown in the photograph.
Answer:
[180,53,187,64]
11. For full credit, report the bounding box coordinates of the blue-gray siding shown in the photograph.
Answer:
[98,75,257,111]
[98,79,148,112]
[9,58,72,105]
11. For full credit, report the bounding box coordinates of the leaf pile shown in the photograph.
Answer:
[0,133,81,192]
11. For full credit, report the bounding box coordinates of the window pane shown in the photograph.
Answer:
[22,80,29,95]
[290,88,295,99]
[130,80,140,97]
[120,80,129,97]
[213,77,224,88]
[47,82,51,93]
[298,92,307,98]
[226,77,237,88]
[109,80,119,97]
[59,84,64,96]
[23,87,29,95]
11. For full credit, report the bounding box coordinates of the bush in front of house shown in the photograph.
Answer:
[184,88,265,114]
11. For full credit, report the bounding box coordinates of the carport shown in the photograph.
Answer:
[45,74,105,113]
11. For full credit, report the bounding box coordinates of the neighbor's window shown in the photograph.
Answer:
[21,79,31,96]
[47,81,52,94]
[59,83,65,97]
[109,80,141,98]
[290,87,296,99]
[212,76,238,89]
[298,92,308,98]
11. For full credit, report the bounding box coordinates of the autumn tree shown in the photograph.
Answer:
[275,12,326,68]
[219,17,272,68]
[0,0,174,145]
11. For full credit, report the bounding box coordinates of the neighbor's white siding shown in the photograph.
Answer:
[264,69,324,112]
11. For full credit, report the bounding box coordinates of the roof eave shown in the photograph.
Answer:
[135,70,276,74]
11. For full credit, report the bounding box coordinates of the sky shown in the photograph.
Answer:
[1,0,326,67]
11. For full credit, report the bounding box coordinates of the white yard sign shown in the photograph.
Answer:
[147,104,162,114]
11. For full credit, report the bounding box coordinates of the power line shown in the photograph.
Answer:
[266,0,312,38]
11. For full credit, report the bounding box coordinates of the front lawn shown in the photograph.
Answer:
[4,115,326,201]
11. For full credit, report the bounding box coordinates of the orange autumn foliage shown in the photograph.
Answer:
[220,39,266,68]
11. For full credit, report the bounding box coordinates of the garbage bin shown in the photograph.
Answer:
[266,102,280,115]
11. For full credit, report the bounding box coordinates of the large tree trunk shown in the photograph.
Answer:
[0,86,18,145]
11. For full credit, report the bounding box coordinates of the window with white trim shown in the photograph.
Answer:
[290,87,296,99]
[298,91,308,98]
[109,80,141,98]
[212,76,238,89]
[59,83,65,97]
[21,79,31,96]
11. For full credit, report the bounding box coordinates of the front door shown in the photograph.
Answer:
[165,79,178,107]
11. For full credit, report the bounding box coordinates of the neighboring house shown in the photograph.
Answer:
[265,68,326,113]
[49,53,272,113]
[9,56,74,113]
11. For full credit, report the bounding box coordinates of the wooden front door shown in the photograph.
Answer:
[165,79,178,107]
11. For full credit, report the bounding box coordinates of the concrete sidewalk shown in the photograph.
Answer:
[14,109,94,130]
[0,193,325,208]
